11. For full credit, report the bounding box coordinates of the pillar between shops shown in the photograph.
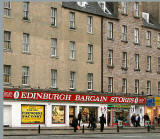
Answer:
[75,105,79,117]
[65,105,69,126]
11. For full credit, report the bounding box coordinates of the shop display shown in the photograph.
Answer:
[52,105,65,124]
[21,105,45,124]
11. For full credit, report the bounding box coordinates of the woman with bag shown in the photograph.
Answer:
[72,117,78,132]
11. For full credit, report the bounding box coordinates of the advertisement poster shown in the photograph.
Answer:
[21,105,45,124]
[52,106,65,124]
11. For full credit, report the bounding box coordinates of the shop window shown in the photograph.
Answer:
[80,106,98,123]
[52,105,65,124]
[21,105,45,124]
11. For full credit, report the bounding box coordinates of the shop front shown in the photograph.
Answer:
[145,97,155,124]
[3,89,146,127]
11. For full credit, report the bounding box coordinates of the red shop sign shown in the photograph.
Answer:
[3,90,146,104]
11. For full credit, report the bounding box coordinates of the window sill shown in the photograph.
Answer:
[21,85,30,88]
[134,16,140,19]
[121,13,128,16]
[134,42,140,46]
[3,49,12,52]
[121,67,128,71]
[107,65,114,69]
[3,16,13,19]
[22,52,31,55]
[134,68,140,71]
[22,18,31,23]
[51,56,59,59]
[70,88,76,91]
[146,70,152,73]
[88,32,93,35]
[50,24,57,28]
[3,82,12,86]
[146,45,152,48]
[121,40,128,43]
[87,61,94,64]
[69,27,76,31]
[87,90,93,92]
[50,87,58,90]
[107,37,114,41]
[70,58,76,61]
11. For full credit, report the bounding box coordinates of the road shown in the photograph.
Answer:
[4,133,160,139]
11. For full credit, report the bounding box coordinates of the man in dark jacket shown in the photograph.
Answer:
[99,114,106,132]
[131,113,136,127]
[72,117,78,132]
[144,113,150,127]
[78,112,82,126]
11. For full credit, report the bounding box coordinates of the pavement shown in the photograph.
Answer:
[3,126,160,136]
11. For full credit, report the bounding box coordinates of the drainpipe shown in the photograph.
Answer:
[101,17,104,94]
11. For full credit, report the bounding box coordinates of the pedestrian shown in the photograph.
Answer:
[87,112,92,128]
[136,114,140,127]
[78,111,82,126]
[157,114,160,127]
[72,116,78,132]
[99,114,106,132]
[90,113,96,131]
[144,113,150,127]
[107,114,110,126]
[131,113,136,127]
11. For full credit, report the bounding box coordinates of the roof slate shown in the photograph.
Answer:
[62,2,118,20]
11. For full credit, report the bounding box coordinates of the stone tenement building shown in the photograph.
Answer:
[2,2,160,127]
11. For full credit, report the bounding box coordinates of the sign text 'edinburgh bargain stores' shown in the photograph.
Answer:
[4,90,146,104]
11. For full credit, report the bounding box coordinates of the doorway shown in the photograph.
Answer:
[69,106,75,125]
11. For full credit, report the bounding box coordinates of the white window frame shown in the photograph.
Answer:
[51,38,57,57]
[135,54,139,69]
[146,31,151,46]
[23,33,29,53]
[88,16,93,33]
[122,78,127,93]
[158,33,160,48]
[134,28,139,44]
[121,2,127,14]
[122,25,127,41]
[51,7,57,26]
[147,56,151,71]
[22,66,29,85]
[147,81,151,95]
[135,79,139,94]
[108,22,113,39]
[23,2,29,19]
[122,52,127,68]
[88,44,93,61]
[158,57,160,72]
[3,65,11,83]
[70,71,75,89]
[70,41,75,60]
[88,73,93,90]
[70,12,75,29]
[4,2,11,16]
[108,77,113,93]
[158,81,160,95]
[108,50,113,66]
[134,2,139,17]
[51,69,57,88]
[4,31,11,50]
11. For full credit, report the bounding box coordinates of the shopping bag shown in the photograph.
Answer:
[77,125,80,130]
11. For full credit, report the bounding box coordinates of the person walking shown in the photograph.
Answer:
[90,114,96,131]
[136,114,140,127]
[131,113,136,127]
[72,116,78,132]
[157,114,160,127]
[78,112,82,126]
[99,114,106,132]
[144,113,150,127]
[87,112,92,128]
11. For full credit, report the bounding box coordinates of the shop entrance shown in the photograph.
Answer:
[3,105,11,127]
[69,106,75,125]
[80,106,98,123]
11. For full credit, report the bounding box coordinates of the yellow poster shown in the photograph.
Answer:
[155,97,160,106]
[21,105,45,124]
